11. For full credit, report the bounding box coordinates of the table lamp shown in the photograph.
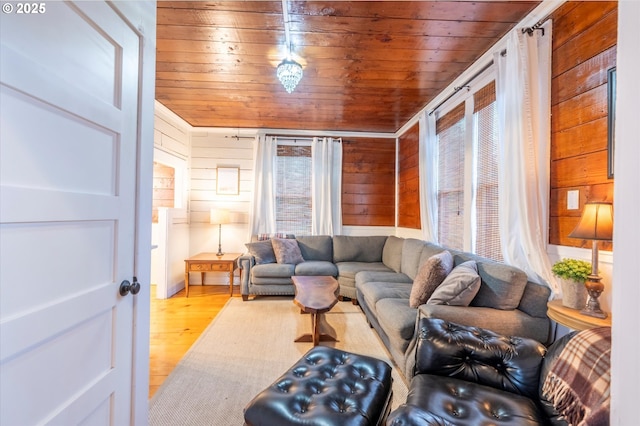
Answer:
[210,208,231,256]
[568,202,613,319]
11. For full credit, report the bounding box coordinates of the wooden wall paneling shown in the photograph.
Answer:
[552,7,617,77]
[550,182,612,217]
[551,46,616,105]
[551,151,610,188]
[549,1,616,249]
[551,84,608,133]
[551,117,608,160]
[551,215,613,251]
[551,1,617,49]
[398,123,420,229]
[341,138,395,227]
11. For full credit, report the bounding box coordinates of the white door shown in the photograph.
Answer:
[0,2,153,424]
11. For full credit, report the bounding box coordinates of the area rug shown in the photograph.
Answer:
[149,297,409,425]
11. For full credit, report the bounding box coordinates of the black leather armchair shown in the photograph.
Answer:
[387,318,582,426]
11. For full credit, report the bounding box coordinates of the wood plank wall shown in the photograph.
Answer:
[190,133,253,224]
[549,1,617,250]
[398,123,421,229]
[152,162,175,223]
[342,138,396,226]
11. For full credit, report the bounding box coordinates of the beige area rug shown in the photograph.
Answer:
[149,297,409,425]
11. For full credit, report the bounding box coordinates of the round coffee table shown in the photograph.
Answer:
[291,276,340,346]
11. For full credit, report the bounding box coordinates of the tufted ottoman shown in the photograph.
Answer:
[243,346,393,426]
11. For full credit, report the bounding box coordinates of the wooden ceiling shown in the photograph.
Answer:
[156,1,540,133]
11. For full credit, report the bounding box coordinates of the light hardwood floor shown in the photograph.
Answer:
[149,285,233,398]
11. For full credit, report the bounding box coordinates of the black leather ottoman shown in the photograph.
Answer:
[244,346,393,426]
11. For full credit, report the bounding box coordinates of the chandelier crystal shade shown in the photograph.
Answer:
[276,59,303,93]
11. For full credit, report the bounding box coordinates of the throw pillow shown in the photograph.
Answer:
[245,240,276,264]
[409,251,454,308]
[427,260,481,306]
[271,238,305,265]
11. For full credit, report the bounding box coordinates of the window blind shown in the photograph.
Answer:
[474,82,502,261]
[275,144,312,235]
[436,105,465,250]
[436,102,465,134]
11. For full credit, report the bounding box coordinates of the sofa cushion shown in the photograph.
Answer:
[453,253,528,310]
[333,235,388,263]
[296,235,333,262]
[358,281,413,315]
[251,263,295,278]
[401,238,427,280]
[414,318,547,399]
[272,238,305,264]
[389,374,548,426]
[518,281,552,319]
[409,251,454,308]
[294,260,338,277]
[418,304,551,345]
[375,298,417,353]
[421,242,447,260]
[355,271,412,287]
[382,235,404,272]
[336,262,392,282]
[245,240,276,264]
[427,260,481,306]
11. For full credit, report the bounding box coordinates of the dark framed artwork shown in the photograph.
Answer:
[607,66,616,179]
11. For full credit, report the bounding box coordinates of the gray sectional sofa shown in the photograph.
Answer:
[239,235,392,300]
[239,234,551,378]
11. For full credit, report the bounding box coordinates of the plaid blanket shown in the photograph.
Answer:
[542,326,611,426]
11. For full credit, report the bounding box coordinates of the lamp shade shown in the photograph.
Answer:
[210,208,231,225]
[569,202,613,241]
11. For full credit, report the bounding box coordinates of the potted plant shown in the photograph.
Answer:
[551,258,591,309]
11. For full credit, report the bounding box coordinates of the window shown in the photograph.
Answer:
[435,80,502,260]
[473,82,502,261]
[436,102,465,250]
[275,143,312,235]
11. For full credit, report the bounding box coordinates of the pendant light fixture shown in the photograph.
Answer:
[276,0,303,93]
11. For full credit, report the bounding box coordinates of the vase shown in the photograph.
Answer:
[559,278,588,310]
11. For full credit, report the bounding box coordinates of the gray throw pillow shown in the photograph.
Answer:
[271,238,305,265]
[427,260,481,306]
[245,240,276,264]
[409,251,454,308]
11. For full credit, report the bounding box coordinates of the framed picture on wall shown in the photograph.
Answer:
[607,66,616,179]
[216,166,240,195]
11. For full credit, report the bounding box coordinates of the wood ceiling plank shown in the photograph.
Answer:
[290,1,538,22]
[155,1,541,132]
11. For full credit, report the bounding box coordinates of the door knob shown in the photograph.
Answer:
[119,277,141,296]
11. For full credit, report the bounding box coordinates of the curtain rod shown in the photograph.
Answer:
[274,136,314,142]
[269,136,342,143]
[225,135,255,140]
[523,18,549,37]
[427,53,500,116]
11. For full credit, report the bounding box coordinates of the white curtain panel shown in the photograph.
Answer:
[249,134,277,236]
[418,110,439,242]
[311,137,343,235]
[495,21,558,294]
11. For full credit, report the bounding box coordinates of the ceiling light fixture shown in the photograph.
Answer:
[277,0,303,93]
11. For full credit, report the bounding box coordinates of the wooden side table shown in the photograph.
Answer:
[184,253,241,297]
[547,299,612,331]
